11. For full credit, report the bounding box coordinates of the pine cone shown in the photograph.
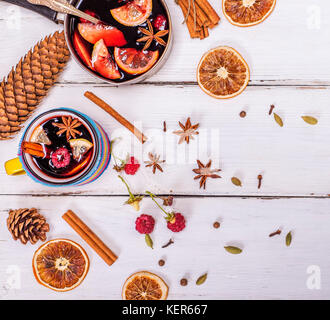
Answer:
[7,208,50,245]
[0,31,70,140]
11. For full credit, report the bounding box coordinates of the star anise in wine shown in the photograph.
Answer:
[145,152,165,174]
[173,117,199,144]
[137,19,169,51]
[193,160,221,189]
[52,116,82,141]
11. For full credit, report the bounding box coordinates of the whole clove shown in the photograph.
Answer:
[162,239,174,248]
[257,174,263,189]
[269,229,281,237]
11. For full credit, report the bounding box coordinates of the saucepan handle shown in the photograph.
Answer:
[2,0,59,23]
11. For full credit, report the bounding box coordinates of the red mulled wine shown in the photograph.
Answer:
[70,0,170,82]
[28,115,94,179]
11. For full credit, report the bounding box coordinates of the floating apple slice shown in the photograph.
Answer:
[92,39,121,79]
[78,23,127,47]
[73,30,93,69]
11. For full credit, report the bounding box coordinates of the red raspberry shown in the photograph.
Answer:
[135,214,155,234]
[124,157,140,175]
[51,147,71,169]
[167,213,185,232]
[80,10,98,24]
[153,14,167,31]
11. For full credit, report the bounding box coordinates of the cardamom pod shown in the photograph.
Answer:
[301,116,318,125]
[196,273,207,285]
[286,231,292,247]
[231,177,242,187]
[145,234,153,249]
[273,113,283,127]
[224,246,242,254]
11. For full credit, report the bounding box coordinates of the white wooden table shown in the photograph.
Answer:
[1,0,330,300]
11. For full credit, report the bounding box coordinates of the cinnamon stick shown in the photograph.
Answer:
[202,26,209,39]
[84,91,147,144]
[178,0,201,37]
[181,0,204,30]
[21,141,47,158]
[195,0,220,25]
[22,141,44,152]
[195,1,210,26]
[62,210,118,266]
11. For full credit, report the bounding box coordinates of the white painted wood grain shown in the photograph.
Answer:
[0,84,330,196]
[0,0,329,83]
[0,195,329,300]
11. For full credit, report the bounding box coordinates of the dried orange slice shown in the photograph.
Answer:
[114,47,159,75]
[197,46,250,99]
[122,271,168,300]
[32,239,89,292]
[223,0,276,27]
[111,0,152,27]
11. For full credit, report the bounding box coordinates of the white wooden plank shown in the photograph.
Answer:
[0,84,330,196]
[0,1,330,83]
[0,195,329,300]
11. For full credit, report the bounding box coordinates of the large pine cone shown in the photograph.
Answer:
[0,31,70,140]
[7,208,50,245]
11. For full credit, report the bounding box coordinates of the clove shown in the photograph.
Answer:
[162,239,174,248]
[269,229,281,237]
[257,174,263,189]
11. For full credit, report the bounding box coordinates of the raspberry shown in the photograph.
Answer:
[153,15,167,31]
[124,157,140,175]
[51,147,71,169]
[80,10,98,24]
[135,214,155,234]
[167,213,185,232]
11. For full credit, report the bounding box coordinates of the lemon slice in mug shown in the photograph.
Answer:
[69,139,93,162]
[30,126,51,145]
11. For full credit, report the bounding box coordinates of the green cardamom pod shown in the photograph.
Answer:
[145,234,153,249]
[274,113,283,127]
[302,116,318,125]
[196,273,207,285]
[286,231,292,247]
[224,246,242,254]
[231,177,242,187]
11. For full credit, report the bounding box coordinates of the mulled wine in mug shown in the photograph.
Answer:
[5,108,111,187]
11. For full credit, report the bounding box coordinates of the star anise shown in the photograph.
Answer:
[137,19,169,51]
[173,117,199,144]
[145,152,165,174]
[193,160,221,189]
[52,116,82,141]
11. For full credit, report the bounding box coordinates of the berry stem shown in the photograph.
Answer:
[145,191,168,216]
[118,175,134,199]
[110,140,126,164]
